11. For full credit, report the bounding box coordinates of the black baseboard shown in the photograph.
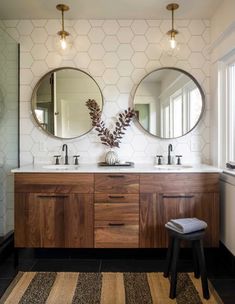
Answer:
[219,241,235,274]
[0,231,14,263]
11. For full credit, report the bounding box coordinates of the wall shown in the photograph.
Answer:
[210,0,235,255]
[3,19,210,166]
[0,23,18,235]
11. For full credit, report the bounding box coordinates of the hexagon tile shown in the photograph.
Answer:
[3,18,211,165]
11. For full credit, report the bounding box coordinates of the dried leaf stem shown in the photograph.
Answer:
[86,99,135,148]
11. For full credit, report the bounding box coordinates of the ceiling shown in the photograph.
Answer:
[0,0,222,20]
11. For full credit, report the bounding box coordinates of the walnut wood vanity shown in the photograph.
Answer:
[14,170,220,249]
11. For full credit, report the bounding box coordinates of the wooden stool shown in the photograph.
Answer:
[164,228,210,299]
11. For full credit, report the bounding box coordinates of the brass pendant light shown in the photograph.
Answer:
[166,3,179,49]
[56,4,70,50]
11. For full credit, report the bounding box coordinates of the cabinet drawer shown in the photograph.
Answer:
[140,173,220,193]
[95,224,139,248]
[95,174,139,193]
[15,173,94,193]
[95,203,139,222]
[95,193,139,204]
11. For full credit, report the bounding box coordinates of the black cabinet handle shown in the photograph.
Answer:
[108,195,125,199]
[108,175,125,178]
[108,223,125,226]
[162,195,194,199]
[37,195,69,198]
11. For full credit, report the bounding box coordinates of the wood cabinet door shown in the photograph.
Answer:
[140,192,219,248]
[15,193,68,247]
[65,194,94,248]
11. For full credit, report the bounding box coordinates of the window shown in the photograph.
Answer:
[161,82,199,138]
[219,53,235,166]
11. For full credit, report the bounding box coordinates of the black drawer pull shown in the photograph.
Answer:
[37,195,69,198]
[162,195,194,199]
[108,195,125,199]
[108,175,125,178]
[108,223,125,226]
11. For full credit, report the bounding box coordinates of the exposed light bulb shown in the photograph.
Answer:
[60,36,67,50]
[169,36,177,49]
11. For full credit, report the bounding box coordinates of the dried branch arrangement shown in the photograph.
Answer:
[86,99,135,148]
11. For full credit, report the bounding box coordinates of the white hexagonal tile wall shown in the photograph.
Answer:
[45,20,61,35]
[117,44,134,60]
[103,69,119,85]
[131,20,148,35]
[31,61,48,77]
[74,53,91,69]
[131,36,148,52]
[117,77,133,93]
[188,20,205,35]
[31,44,48,60]
[145,44,162,60]
[131,52,148,68]
[45,52,62,68]
[17,20,33,35]
[4,17,211,166]
[103,53,119,68]
[74,20,91,35]
[102,36,119,51]
[18,36,34,52]
[88,61,106,77]
[102,20,119,35]
[31,28,48,43]
[20,69,34,85]
[188,36,205,52]
[146,27,162,43]
[188,53,205,69]
[117,61,134,76]
[117,28,134,43]
[103,85,120,101]
[88,44,105,60]
[74,36,90,52]
[20,52,33,68]
[88,28,105,43]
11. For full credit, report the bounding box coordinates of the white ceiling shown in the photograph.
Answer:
[0,0,222,20]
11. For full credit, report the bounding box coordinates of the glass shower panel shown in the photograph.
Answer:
[0,27,19,236]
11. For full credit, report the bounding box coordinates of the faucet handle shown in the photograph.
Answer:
[175,155,182,165]
[73,155,80,165]
[156,155,163,165]
[53,155,61,165]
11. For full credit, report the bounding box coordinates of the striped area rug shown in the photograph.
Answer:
[0,272,222,304]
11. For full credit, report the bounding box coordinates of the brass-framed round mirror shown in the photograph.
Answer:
[133,67,205,139]
[31,67,103,139]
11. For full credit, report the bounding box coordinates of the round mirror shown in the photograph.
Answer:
[133,67,205,139]
[31,67,103,139]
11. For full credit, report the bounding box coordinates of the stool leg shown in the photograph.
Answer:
[170,238,180,299]
[195,239,210,300]
[192,241,200,278]
[164,236,174,278]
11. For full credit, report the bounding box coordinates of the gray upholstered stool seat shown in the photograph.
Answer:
[164,227,210,299]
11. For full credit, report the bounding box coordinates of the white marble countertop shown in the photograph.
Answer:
[11,163,222,174]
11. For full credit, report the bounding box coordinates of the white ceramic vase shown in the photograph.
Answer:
[105,150,119,165]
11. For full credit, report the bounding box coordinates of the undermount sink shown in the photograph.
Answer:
[42,164,79,170]
[154,164,193,170]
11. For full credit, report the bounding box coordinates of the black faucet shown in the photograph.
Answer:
[62,144,69,165]
[167,144,173,165]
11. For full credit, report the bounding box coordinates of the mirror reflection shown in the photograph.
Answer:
[133,68,204,139]
[32,68,103,139]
